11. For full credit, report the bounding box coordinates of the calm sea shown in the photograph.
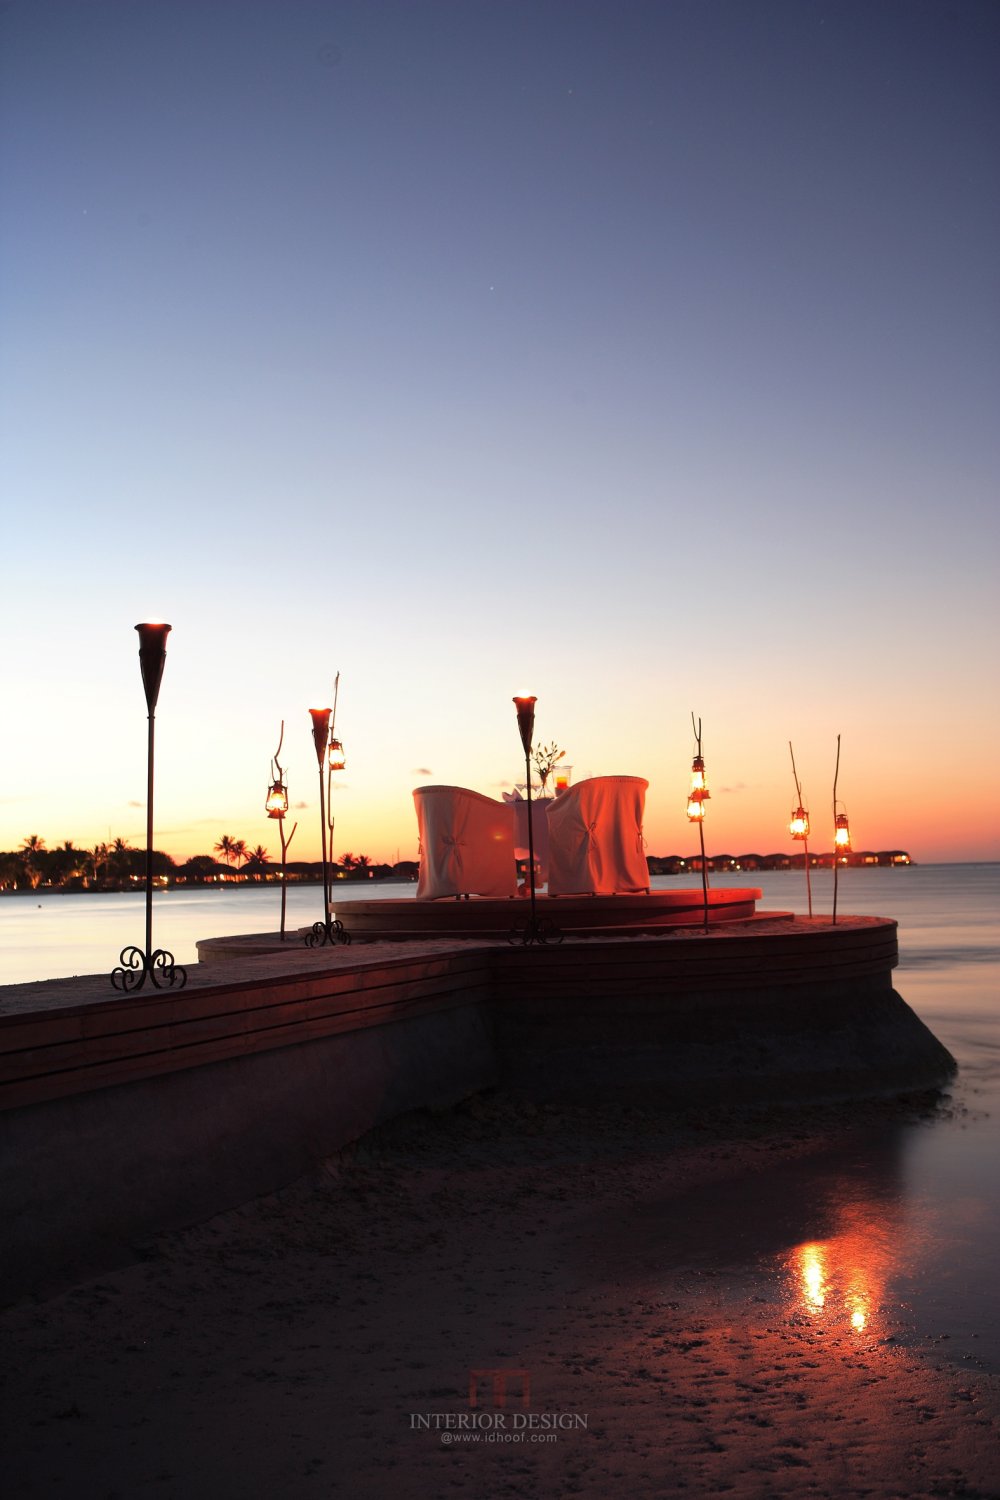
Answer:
[2,863,999,1367]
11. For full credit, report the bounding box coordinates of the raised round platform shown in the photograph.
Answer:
[333,886,767,941]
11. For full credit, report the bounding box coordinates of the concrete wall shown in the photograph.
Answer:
[1,999,494,1299]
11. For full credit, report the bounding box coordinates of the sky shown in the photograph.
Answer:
[1,0,998,867]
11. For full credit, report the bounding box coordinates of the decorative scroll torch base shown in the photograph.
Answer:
[305,919,351,948]
[111,945,188,992]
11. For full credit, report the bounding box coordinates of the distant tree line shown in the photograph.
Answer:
[0,834,420,892]
[0,834,912,893]
[647,851,912,874]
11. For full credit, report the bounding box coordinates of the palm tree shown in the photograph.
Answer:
[90,842,109,887]
[244,844,270,883]
[109,836,134,884]
[340,852,357,871]
[19,834,46,890]
[231,838,248,869]
[355,854,371,868]
[214,834,237,868]
[54,840,85,886]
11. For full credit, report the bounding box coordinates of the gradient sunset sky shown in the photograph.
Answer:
[2,1,998,866]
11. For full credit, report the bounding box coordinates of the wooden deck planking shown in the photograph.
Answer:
[0,916,901,1114]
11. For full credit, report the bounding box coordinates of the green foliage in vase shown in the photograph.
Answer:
[532,741,565,786]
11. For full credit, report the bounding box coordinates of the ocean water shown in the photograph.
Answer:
[2,864,998,1367]
[0,876,410,987]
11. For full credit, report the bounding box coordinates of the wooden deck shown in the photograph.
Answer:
[0,913,908,1115]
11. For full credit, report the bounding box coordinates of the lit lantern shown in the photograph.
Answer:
[789,805,810,840]
[686,754,710,822]
[328,737,346,772]
[834,811,852,852]
[265,778,288,819]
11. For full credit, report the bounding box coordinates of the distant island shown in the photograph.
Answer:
[1,835,912,893]
[648,850,913,875]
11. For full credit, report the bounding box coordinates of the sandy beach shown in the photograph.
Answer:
[3,1088,998,1499]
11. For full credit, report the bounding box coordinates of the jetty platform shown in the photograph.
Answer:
[0,895,956,1298]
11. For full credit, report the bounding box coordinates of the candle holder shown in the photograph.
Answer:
[508,695,561,946]
[305,701,350,947]
[111,623,187,991]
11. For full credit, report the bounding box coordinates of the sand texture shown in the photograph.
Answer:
[2,1092,998,1499]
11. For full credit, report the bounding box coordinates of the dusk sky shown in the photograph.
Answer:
[2,0,998,866]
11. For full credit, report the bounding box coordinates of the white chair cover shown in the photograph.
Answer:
[546,776,650,895]
[413,785,517,899]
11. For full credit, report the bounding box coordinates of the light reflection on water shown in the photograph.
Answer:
[784,1195,900,1344]
[600,1107,1000,1365]
[774,1130,998,1362]
[794,1240,876,1333]
[789,1179,909,1339]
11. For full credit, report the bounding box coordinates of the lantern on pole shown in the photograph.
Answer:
[266,721,297,938]
[788,740,813,918]
[325,672,346,886]
[789,805,810,840]
[687,715,711,930]
[265,776,289,819]
[832,734,848,925]
[686,754,710,822]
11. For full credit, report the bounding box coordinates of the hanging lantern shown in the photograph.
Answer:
[789,805,810,840]
[834,810,852,852]
[328,737,346,772]
[265,778,288,819]
[686,754,710,821]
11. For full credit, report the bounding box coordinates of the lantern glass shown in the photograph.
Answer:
[790,806,810,840]
[689,755,710,799]
[266,779,288,819]
[834,813,852,850]
[687,754,709,820]
[328,737,346,772]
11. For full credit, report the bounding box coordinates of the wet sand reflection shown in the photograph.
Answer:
[583,1118,936,1349]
